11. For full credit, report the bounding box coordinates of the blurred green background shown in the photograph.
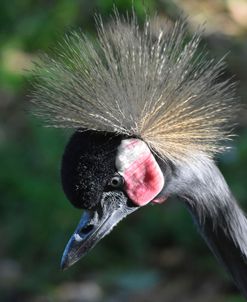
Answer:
[1,0,247,301]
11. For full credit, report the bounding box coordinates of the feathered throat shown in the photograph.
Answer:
[31,12,236,162]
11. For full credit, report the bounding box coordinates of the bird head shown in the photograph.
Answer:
[30,12,236,272]
[61,130,168,269]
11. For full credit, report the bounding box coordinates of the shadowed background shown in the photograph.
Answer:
[1,0,247,301]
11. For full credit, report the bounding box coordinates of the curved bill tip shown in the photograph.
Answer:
[60,232,90,270]
[60,243,72,271]
[60,256,69,271]
[60,193,139,270]
[60,210,94,270]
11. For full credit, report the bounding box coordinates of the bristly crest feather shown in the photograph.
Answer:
[31,11,237,162]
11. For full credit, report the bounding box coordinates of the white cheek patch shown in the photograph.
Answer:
[115,139,165,206]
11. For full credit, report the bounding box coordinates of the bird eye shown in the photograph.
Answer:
[109,174,124,189]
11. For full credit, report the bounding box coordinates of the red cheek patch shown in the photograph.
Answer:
[116,139,164,206]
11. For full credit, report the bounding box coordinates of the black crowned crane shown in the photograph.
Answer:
[31,12,247,298]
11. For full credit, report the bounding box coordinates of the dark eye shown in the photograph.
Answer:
[109,174,124,189]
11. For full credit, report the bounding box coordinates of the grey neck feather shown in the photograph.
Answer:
[163,154,247,259]
[162,154,247,296]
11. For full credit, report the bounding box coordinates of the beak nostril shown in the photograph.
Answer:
[79,224,94,235]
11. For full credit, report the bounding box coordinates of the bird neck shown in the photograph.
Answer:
[163,154,247,258]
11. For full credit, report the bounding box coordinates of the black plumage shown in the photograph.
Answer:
[61,130,123,209]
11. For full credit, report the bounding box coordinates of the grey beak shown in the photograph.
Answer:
[61,192,138,270]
